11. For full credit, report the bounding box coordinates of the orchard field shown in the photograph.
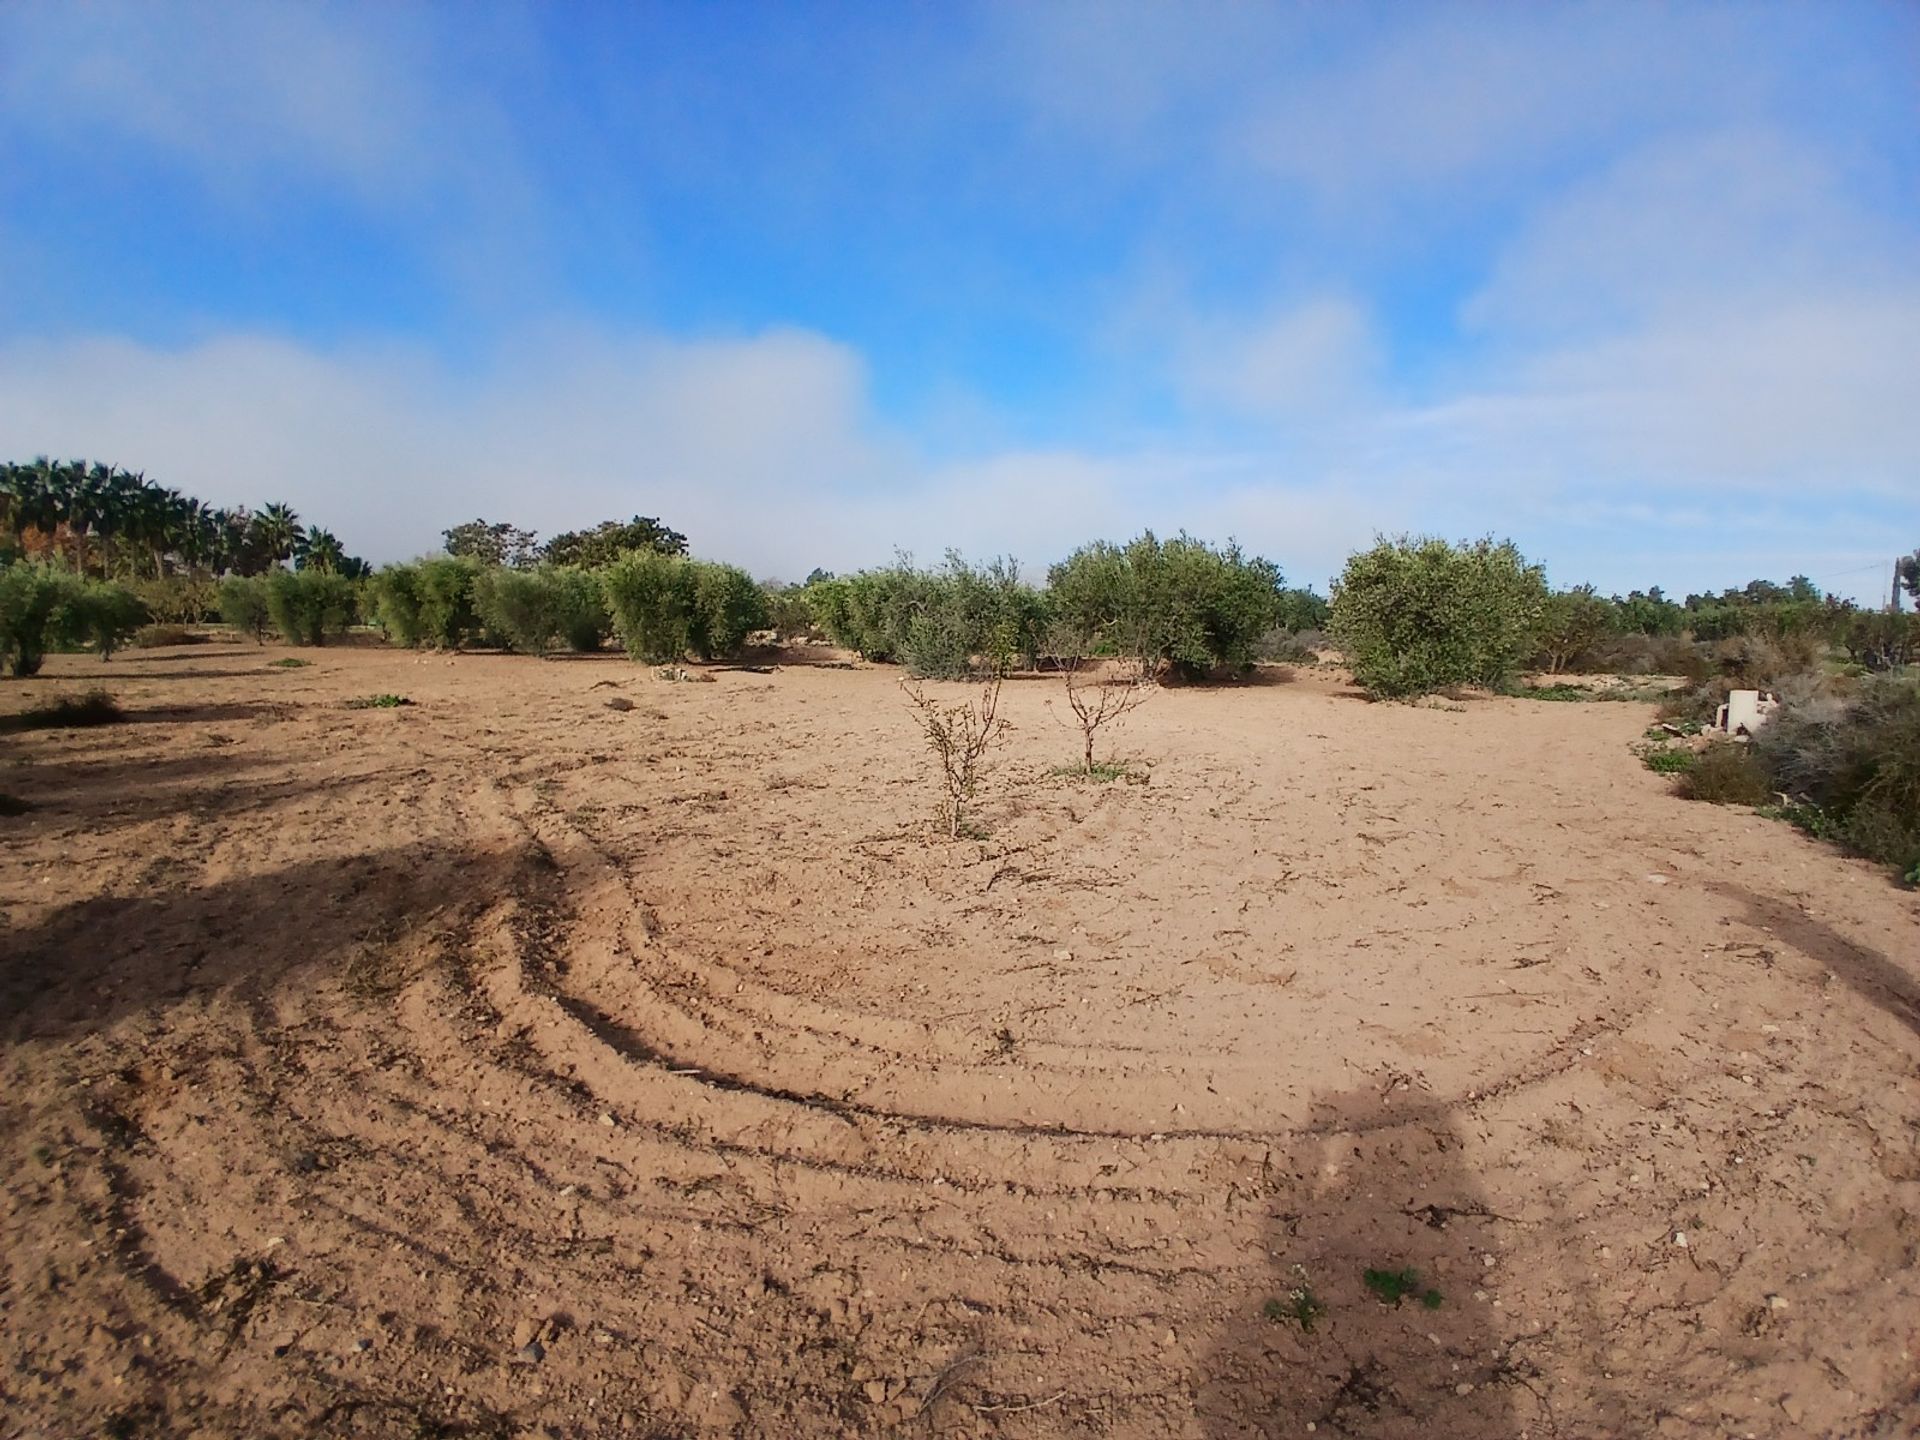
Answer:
[4,639,1918,1438]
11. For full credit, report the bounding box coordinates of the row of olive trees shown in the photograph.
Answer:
[363,553,767,664]
[0,564,148,676]
[804,533,1297,681]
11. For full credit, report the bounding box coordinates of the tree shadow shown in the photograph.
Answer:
[0,840,534,1046]
[3,746,412,835]
[1198,1091,1541,1439]
[1707,879,1920,1039]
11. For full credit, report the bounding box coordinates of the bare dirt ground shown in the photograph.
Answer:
[3,643,1918,1439]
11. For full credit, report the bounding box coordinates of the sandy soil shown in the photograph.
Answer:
[3,642,1918,1439]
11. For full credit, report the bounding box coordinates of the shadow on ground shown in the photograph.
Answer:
[1709,880,1920,1040]
[0,840,540,1046]
[1197,1091,1578,1439]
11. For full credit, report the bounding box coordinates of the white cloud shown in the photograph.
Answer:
[1175,297,1379,420]
[0,318,1903,600]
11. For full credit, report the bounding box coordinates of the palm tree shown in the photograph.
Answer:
[253,502,303,569]
[295,527,345,573]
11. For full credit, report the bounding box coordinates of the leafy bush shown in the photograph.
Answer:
[1842,612,1920,673]
[761,582,815,641]
[690,562,770,660]
[1751,674,1920,877]
[1641,745,1698,775]
[346,693,413,709]
[1329,536,1547,699]
[548,567,608,652]
[542,515,687,568]
[602,549,695,663]
[265,569,356,646]
[65,582,148,659]
[804,555,1046,676]
[1676,742,1774,805]
[0,564,87,676]
[1531,585,1618,673]
[805,564,921,661]
[369,564,427,646]
[1048,531,1283,678]
[218,575,273,643]
[473,566,558,654]
[414,557,481,648]
[130,573,218,625]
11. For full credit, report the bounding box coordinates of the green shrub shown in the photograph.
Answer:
[265,569,355,646]
[1842,612,1920,673]
[1676,741,1774,805]
[473,566,558,654]
[602,549,697,663]
[130,573,217,626]
[1531,585,1618,674]
[1751,674,1920,876]
[1642,745,1698,775]
[762,582,814,641]
[414,557,480,648]
[369,563,428,646]
[65,582,148,659]
[1048,531,1283,678]
[346,693,412,709]
[1330,536,1547,699]
[689,561,770,660]
[549,567,608,652]
[0,564,87,677]
[217,575,273,643]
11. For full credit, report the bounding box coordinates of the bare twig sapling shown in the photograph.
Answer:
[902,669,1010,837]
[1056,655,1152,775]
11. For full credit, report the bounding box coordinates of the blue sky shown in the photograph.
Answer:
[2,2,1915,596]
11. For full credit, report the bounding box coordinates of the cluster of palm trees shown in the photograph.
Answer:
[0,457,362,579]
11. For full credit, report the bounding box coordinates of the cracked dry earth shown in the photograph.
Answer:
[3,644,1918,1440]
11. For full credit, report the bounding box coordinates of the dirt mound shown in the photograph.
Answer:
[4,647,1918,1437]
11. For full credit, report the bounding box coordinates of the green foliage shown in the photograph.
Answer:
[805,564,916,661]
[1362,1267,1442,1309]
[1842,612,1920,673]
[64,581,147,659]
[1048,531,1283,677]
[0,563,80,676]
[602,550,695,663]
[1276,586,1330,633]
[542,515,688,569]
[414,557,481,649]
[761,581,815,640]
[1750,674,1920,878]
[369,563,427,646]
[217,575,273,644]
[1641,745,1698,775]
[691,562,769,660]
[130,572,218,625]
[1330,536,1547,699]
[0,688,124,732]
[1264,1285,1328,1333]
[473,566,559,654]
[1676,741,1775,805]
[804,555,1047,677]
[1532,585,1618,673]
[268,657,311,668]
[600,553,763,664]
[346,693,413,709]
[265,569,356,646]
[443,518,540,569]
[548,567,609,652]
